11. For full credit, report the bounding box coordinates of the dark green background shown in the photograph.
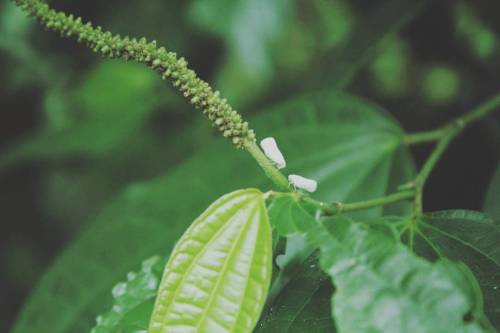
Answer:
[1,0,499,331]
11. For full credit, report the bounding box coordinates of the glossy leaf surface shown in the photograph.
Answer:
[415,210,500,329]
[149,189,272,333]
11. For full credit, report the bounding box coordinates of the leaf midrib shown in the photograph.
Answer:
[195,201,258,331]
[157,196,255,324]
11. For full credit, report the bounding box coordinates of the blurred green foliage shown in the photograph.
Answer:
[454,0,499,60]
[422,66,461,105]
[1,0,500,332]
[369,36,411,98]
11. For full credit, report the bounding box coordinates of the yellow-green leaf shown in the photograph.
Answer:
[149,189,272,333]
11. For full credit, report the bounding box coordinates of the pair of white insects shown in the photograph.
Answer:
[260,137,317,193]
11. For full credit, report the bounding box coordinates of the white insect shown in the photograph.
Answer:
[288,174,318,193]
[260,137,286,169]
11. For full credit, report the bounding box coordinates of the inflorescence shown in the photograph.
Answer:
[13,0,256,148]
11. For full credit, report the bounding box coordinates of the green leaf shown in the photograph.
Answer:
[12,91,413,333]
[454,0,499,60]
[189,0,429,108]
[415,210,500,329]
[188,0,293,106]
[148,189,272,333]
[369,36,411,97]
[256,251,335,333]
[0,60,157,168]
[0,1,56,88]
[308,215,493,333]
[91,256,165,333]
[484,165,500,221]
[266,194,317,236]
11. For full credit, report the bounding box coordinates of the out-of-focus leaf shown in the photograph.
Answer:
[11,91,414,333]
[313,0,353,49]
[414,210,500,329]
[421,65,461,105]
[454,0,499,60]
[189,0,293,107]
[309,215,492,333]
[149,189,272,333]
[302,0,429,93]
[0,60,157,168]
[91,256,164,333]
[39,126,197,233]
[369,35,411,97]
[0,1,31,40]
[191,0,429,107]
[484,166,500,221]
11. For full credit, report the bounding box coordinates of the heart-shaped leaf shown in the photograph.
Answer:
[307,215,493,333]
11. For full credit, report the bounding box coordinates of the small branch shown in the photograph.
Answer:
[460,93,500,125]
[302,190,416,216]
[411,92,500,215]
[405,93,500,146]
[340,190,416,213]
[413,125,460,189]
[404,128,447,145]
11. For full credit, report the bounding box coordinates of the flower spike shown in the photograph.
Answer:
[12,0,256,148]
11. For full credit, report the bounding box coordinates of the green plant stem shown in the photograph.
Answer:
[405,93,500,145]
[245,140,290,191]
[460,93,500,125]
[340,190,416,213]
[412,127,458,215]
[404,128,448,145]
[301,92,500,218]
[414,126,460,190]
[301,190,416,216]
[411,92,500,215]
